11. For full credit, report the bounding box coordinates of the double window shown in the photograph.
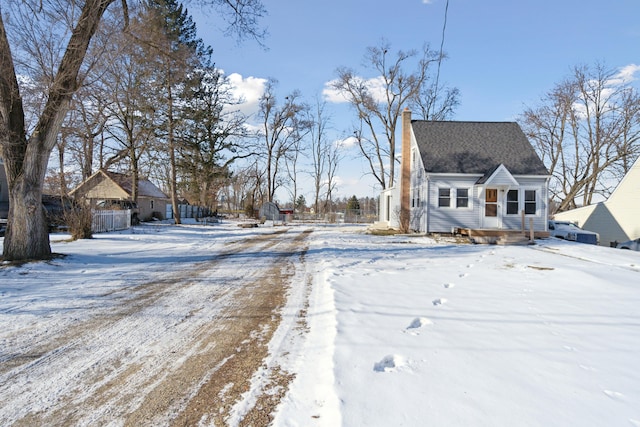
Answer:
[438,188,470,208]
[506,189,537,215]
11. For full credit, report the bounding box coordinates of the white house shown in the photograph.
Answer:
[553,156,640,246]
[380,109,550,234]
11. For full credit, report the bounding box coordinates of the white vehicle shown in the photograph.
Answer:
[616,238,640,251]
[548,220,599,245]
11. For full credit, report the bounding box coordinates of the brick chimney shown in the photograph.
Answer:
[400,108,411,230]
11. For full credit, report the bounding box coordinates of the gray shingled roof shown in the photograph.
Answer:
[412,121,548,175]
[103,171,169,199]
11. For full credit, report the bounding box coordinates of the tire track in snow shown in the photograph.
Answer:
[0,227,311,426]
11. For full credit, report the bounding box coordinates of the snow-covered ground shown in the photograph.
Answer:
[2,222,640,426]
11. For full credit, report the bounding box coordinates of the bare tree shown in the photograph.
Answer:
[414,81,460,121]
[1,0,115,260]
[65,84,111,181]
[283,106,312,209]
[521,63,640,212]
[324,137,343,214]
[100,13,158,203]
[0,0,265,260]
[332,41,457,190]
[308,99,331,214]
[257,80,308,202]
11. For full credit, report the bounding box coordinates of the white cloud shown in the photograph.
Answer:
[322,76,388,104]
[322,80,350,103]
[337,136,359,149]
[422,0,433,3]
[613,63,640,85]
[223,72,268,117]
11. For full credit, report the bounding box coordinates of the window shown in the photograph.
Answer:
[456,188,469,208]
[438,188,450,207]
[524,190,536,214]
[150,200,155,210]
[506,190,519,215]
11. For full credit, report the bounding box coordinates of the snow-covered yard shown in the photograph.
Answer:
[2,222,640,426]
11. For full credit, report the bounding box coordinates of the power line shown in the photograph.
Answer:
[433,0,450,105]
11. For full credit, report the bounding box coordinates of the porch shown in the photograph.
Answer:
[454,228,550,245]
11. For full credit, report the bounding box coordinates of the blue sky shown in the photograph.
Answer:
[191,0,640,202]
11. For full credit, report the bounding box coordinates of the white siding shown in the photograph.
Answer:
[501,177,549,232]
[605,158,640,241]
[425,175,548,233]
[426,176,481,233]
[379,187,399,228]
[554,157,640,245]
[487,167,518,187]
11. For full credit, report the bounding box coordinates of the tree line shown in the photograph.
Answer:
[1,0,267,260]
[520,63,640,212]
[2,1,638,262]
[1,0,461,261]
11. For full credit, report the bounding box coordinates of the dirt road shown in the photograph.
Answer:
[0,227,312,426]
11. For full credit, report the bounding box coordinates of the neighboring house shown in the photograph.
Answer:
[553,156,640,247]
[380,110,550,234]
[70,170,170,221]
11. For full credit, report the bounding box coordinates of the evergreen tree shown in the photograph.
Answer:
[295,195,306,212]
[143,0,212,222]
[346,195,360,211]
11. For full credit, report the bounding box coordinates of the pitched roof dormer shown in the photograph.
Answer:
[476,164,519,186]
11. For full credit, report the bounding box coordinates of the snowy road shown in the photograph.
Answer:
[1,225,312,426]
[3,223,640,426]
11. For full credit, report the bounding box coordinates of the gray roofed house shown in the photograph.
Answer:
[70,170,169,222]
[413,121,549,176]
[379,110,550,235]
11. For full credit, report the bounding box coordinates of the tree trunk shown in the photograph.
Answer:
[4,165,51,260]
[167,76,181,224]
[1,0,115,261]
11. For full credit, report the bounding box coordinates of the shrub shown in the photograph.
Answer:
[64,205,93,240]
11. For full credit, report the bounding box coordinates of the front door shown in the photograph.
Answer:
[483,188,500,229]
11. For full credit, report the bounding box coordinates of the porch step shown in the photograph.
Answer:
[458,228,535,245]
[370,221,391,230]
[496,234,533,245]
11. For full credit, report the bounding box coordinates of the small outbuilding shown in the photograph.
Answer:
[70,170,169,221]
